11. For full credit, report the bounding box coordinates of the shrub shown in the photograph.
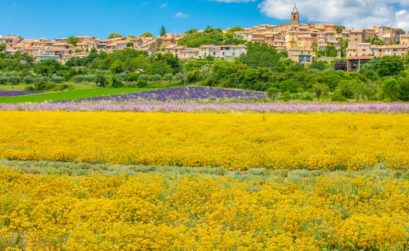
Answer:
[23,75,35,84]
[111,76,124,88]
[186,70,204,83]
[398,77,409,101]
[163,73,174,81]
[381,78,400,101]
[8,76,21,85]
[124,73,140,82]
[0,76,7,85]
[95,75,108,87]
[267,87,280,100]
[138,74,149,81]
[136,80,148,88]
[51,75,65,83]
[331,92,347,101]
[151,74,162,82]
[174,73,184,81]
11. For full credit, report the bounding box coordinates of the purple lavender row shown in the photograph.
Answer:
[68,87,267,103]
[2,102,409,113]
[0,91,42,97]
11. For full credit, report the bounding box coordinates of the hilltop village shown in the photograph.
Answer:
[1,6,408,70]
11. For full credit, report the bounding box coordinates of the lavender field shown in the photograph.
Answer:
[0,91,42,97]
[1,87,409,113]
[71,87,267,102]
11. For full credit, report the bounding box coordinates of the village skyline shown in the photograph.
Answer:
[1,0,408,39]
[1,5,408,69]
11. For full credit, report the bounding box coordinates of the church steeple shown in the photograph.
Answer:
[291,4,300,25]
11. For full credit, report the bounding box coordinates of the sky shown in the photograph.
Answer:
[1,0,408,39]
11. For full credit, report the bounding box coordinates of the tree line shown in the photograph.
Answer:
[1,41,409,101]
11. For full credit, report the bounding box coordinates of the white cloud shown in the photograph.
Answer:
[258,0,409,31]
[160,3,168,9]
[175,12,189,18]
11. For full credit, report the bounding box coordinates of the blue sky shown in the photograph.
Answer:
[0,0,277,39]
[1,0,408,39]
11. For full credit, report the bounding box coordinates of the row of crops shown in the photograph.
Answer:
[0,87,408,250]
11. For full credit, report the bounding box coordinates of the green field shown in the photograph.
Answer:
[0,87,155,104]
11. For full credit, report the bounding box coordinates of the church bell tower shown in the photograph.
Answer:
[291,5,300,25]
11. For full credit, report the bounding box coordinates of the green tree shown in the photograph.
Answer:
[377,56,404,77]
[226,26,244,34]
[141,32,153,38]
[335,80,354,99]
[0,43,6,52]
[111,76,124,88]
[398,77,409,101]
[318,45,338,57]
[381,78,400,101]
[67,36,79,46]
[312,83,329,100]
[160,26,166,37]
[108,33,123,39]
[369,37,385,45]
[240,43,285,71]
[336,25,345,34]
[147,60,173,75]
[178,26,244,47]
[95,74,108,87]
[109,60,126,73]
[267,87,280,101]
[350,80,369,101]
[34,60,62,76]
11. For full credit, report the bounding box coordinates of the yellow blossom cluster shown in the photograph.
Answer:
[0,167,407,250]
[1,111,409,170]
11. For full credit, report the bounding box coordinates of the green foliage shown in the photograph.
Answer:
[111,76,124,88]
[23,75,35,84]
[377,56,405,77]
[312,83,329,100]
[369,37,385,45]
[186,70,204,83]
[310,61,328,71]
[336,25,345,34]
[72,74,95,83]
[240,43,286,71]
[136,80,148,88]
[226,26,244,34]
[381,78,400,101]
[110,60,126,73]
[95,74,108,87]
[151,74,162,81]
[34,60,62,76]
[317,45,338,58]
[267,87,280,100]
[67,36,79,46]
[398,77,409,101]
[141,32,153,38]
[160,26,166,37]
[0,43,6,52]
[108,33,123,39]
[178,26,245,48]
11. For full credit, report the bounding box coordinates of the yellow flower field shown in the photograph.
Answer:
[1,111,409,170]
[0,166,408,250]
